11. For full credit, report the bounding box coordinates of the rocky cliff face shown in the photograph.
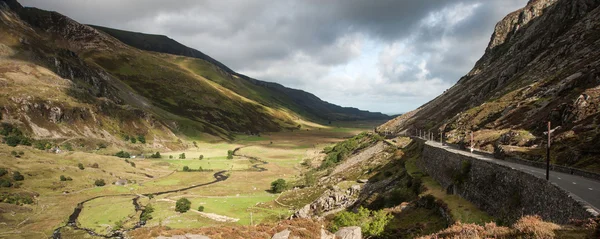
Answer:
[380,0,600,172]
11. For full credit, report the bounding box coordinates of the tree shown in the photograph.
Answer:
[193,141,198,148]
[78,163,85,170]
[141,204,154,221]
[183,166,190,172]
[199,155,204,160]
[137,135,146,144]
[169,155,174,159]
[12,171,24,181]
[115,151,131,158]
[130,137,137,144]
[94,179,106,186]
[175,198,191,213]
[227,150,234,160]
[179,153,186,159]
[270,179,287,193]
[197,205,205,212]
[150,152,161,158]
[60,175,67,181]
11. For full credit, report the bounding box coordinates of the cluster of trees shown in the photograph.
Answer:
[123,135,146,144]
[149,152,161,158]
[0,169,24,188]
[0,193,34,206]
[60,175,73,181]
[1,123,31,147]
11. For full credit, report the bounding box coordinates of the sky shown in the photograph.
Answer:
[20,0,528,115]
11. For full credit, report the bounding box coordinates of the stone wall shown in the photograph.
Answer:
[418,143,594,224]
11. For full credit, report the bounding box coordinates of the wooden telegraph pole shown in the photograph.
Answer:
[546,121,551,181]
[470,131,474,153]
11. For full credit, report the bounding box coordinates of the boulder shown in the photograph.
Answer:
[320,228,335,239]
[272,229,291,239]
[335,226,362,239]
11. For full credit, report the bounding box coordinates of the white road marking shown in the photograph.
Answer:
[557,177,561,180]
[572,182,577,185]
[589,188,593,191]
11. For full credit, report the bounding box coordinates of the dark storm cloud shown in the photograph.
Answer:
[18,0,529,113]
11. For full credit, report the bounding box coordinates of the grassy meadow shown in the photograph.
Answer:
[0,122,374,238]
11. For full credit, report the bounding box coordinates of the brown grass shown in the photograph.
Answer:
[128,218,322,239]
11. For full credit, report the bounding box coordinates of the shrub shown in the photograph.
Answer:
[169,155,173,159]
[12,171,24,181]
[34,142,45,150]
[513,215,560,238]
[78,163,85,170]
[270,179,287,193]
[183,166,190,172]
[115,151,131,158]
[0,178,12,187]
[150,152,161,158]
[227,150,234,159]
[130,137,137,143]
[199,155,204,160]
[175,198,191,213]
[123,135,130,141]
[60,175,67,181]
[130,162,136,167]
[0,168,7,177]
[63,143,73,151]
[331,207,393,237]
[179,153,186,159]
[91,163,99,168]
[11,151,17,156]
[94,179,106,186]
[97,143,107,149]
[141,204,154,221]
[137,135,146,144]
[114,220,123,230]
[18,151,24,155]
[5,136,20,147]
[198,206,204,212]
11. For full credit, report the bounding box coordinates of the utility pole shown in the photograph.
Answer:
[440,132,443,144]
[546,121,551,181]
[470,131,474,153]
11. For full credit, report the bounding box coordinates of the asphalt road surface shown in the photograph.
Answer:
[424,140,600,214]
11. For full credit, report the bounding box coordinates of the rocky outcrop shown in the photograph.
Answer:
[379,0,600,171]
[335,227,362,239]
[293,185,361,219]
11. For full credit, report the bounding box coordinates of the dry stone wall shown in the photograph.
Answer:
[418,143,593,224]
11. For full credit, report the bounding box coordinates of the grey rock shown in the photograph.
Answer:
[335,226,362,239]
[271,229,291,239]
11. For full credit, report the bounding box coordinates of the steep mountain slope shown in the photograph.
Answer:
[89,25,390,122]
[0,0,386,148]
[380,0,600,172]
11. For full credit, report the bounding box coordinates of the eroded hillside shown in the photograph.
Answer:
[380,0,600,173]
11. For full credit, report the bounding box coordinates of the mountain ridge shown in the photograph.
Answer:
[380,0,600,172]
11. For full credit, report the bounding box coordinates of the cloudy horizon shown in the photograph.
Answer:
[19,0,528,115]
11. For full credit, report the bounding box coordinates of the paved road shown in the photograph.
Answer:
[424,140,600,215]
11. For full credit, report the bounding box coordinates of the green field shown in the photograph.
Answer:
[0,125,376,238]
